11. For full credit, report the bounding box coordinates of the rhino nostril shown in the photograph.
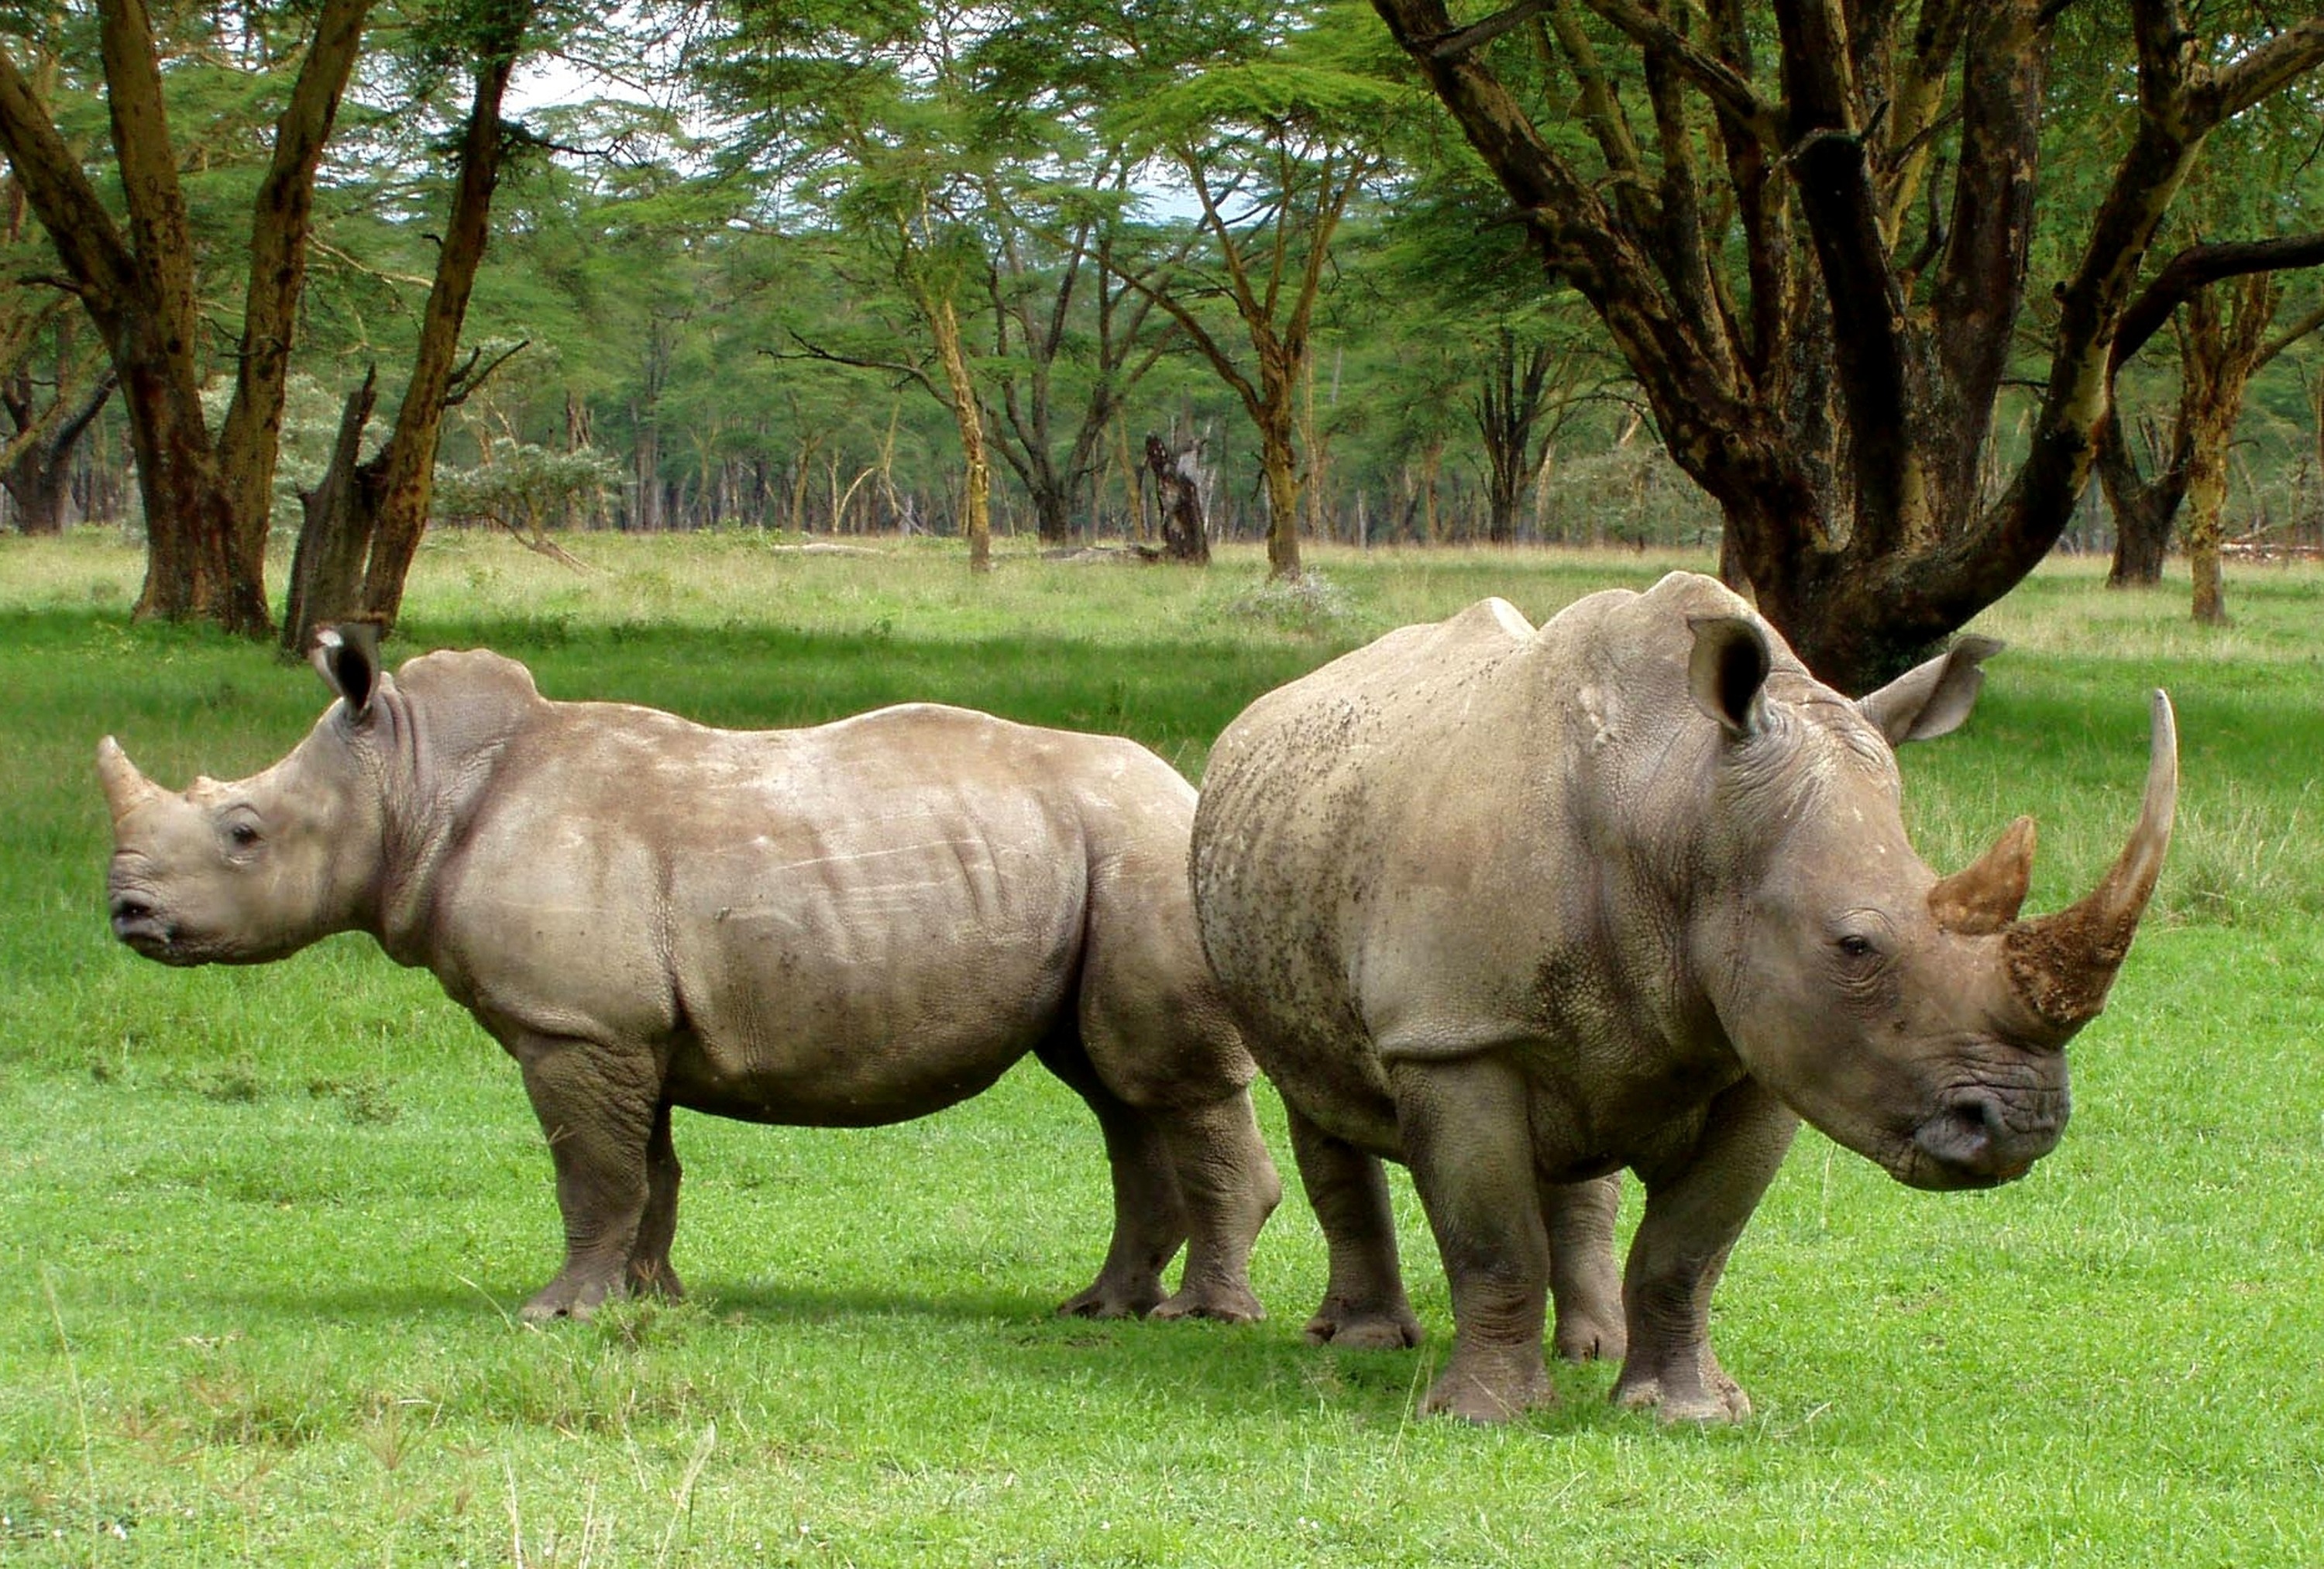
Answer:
[1937,1099,1994,1151]
[1958,1096,2004,1140]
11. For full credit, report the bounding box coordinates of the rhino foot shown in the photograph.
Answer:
[1611,1364,1751,1424]
[626,1258,685,1301]
[1056,1278,1168,1320]
[519,1271,628,1324]
[1422,1352,1553,1424]
[1305,1299,1424,1351]
[1552,1307,1627,1363]
[1151,1282,1265,1323]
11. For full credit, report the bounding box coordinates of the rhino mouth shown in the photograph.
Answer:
[109,894,195,965]
[1895,1085,2067,1192]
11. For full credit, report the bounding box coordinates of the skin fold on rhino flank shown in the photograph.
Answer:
[99,628,1281,1325]
[1190,571,2177,1425]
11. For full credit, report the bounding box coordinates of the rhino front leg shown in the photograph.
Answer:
[1148,1089,1281,1323]
[509,1035,665,1323]
[1285,1108,1422,1351]
[1038,1035,1187,1320]
[1388,1053,1553,1422]
[1544,1173,1625,1363]
[1613,1078,1800,1423]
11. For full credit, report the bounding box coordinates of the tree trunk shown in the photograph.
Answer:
[356,2,526,631]
[1,0,370,637]
[2,346,113,536]
[2184,425,2229,625]
[1256,353,1304,579]
[926,295,992,573]
[280,368,380,655]
[1143,433,1209,564]
[2097,408,2181,587]
[1475,329,1552,545]
[2172,278,2274,625]
[4,442,69,532]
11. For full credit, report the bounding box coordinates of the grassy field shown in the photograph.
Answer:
[3,529,2322,1567]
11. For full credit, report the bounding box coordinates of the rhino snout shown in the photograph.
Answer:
[108,884,186,962]
[1904,1085,2067,1190]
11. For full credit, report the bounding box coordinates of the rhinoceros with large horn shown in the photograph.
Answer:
[101,630,1280,1324]
[1190,571,2175,1423]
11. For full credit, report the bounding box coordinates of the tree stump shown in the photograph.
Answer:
[1143,434,1209,565]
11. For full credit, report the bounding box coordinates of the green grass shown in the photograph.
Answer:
[4,530,2322,1565]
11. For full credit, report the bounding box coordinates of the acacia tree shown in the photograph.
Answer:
[1,303,113,533]
[976,162,1188,545]
[1100,0,1415,579]
[0,0,369,634]
[1,42,116,535]
[1366,0,2324,689]
[2088,102,2324,602]
[2100,256,2324,605]
[713,0,1019,569]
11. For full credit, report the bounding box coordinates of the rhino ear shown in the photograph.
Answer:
[1858,635,2002,745]
[311,624,383,720]
[1687,614,1772,738]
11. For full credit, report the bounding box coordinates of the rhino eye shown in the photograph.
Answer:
[225,821,262,850]
[1835,934,1879,961]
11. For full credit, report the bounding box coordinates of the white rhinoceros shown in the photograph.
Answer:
[1190,571,2175,1423]
[101,631,1280,1324]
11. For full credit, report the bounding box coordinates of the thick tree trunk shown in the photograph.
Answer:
[0,0,369,636]
[2183,420,2229,625]
[3,444,69,532]
[1256,353,1304,580]
[2172,280,2273,626]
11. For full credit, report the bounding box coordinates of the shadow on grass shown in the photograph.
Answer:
[201,1271,1631,1431]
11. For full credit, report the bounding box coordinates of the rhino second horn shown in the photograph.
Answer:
[1928,815,2036,935]
[97,736,163,825]
[2002,690,2179,1033]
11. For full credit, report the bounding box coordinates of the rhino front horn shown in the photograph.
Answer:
[97,736,163,826]
[2001,690,2178,1034]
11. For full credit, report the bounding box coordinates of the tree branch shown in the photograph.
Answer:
[2113,233,2324,368]
[2257,300,2324,370]
[1583,0,1779,143]
[2202,18,2324,123]
[0,42,138,325]
[763,330,942,401]
[443,339,530,408]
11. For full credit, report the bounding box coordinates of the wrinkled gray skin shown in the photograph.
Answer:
[101,635,1281,1324]
[1191,572,2176,1423]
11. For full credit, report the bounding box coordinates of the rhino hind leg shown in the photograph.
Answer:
[622,1101,686,1302]
[1038,1034,1187,1320]
[1146,1089,1281,1323]
[1387,1055,1559,1423]
[511,1036,663,1323]
[1544,1174,1624,1362]
[1284,1110,1422,1351]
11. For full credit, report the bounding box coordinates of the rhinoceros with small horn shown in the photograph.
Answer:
[101,630,1280,1324]
[1190,571,2175,1423]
